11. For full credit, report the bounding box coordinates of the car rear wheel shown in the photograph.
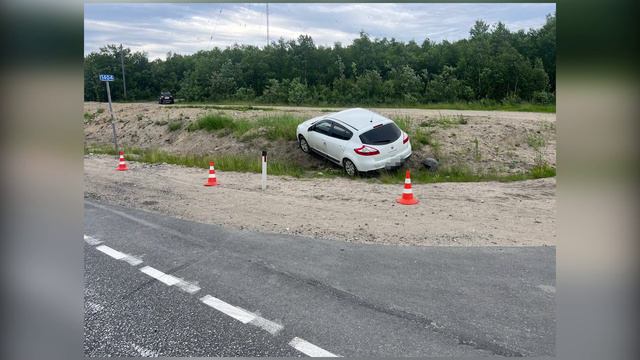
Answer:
[299,136,310,153]
[343,159,358,177]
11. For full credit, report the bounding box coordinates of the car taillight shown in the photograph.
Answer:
[402,133,409,144]
[354,145,380,156]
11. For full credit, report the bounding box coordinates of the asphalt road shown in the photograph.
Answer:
[84,199,555,357]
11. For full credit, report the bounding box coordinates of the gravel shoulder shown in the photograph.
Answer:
[84,155,555,247]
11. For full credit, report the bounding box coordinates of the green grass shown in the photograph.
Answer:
[84,108,106,122]
[86,145,555,184]
[163,101,554,113]
[255,115,301,140]
[84,112,96,122]
[187,113,235,131]
[526,133,546,149]
[393,116,440,152]
[420,114,468,128]
[377,163,556,184]
[167,121,182,132]
[393,116,411,133]
[414,129,437,147]
[85,146,305,177]
[397,101,555,113]
[187,113,301,141]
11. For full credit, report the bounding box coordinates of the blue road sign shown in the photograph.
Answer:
[99,74,115,81]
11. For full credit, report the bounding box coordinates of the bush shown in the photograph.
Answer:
[288,78,308,105]
[501,93,520,105]
[532,91,555,104]
[262,79,289,103]
[234,87,256,101]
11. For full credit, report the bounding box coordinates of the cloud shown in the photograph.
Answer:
[84,3,555,60]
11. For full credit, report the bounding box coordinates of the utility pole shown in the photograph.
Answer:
[266,3,270,46]
[120,43,127,99]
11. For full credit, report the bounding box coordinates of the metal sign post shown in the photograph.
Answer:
[100,74,119,156]
[261,150,267,191]
[120,44,127,99]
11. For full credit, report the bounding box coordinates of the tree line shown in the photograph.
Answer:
[84,14,555,106]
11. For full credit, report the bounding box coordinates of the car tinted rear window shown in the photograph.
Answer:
[331,123,353,140]
[359,123,401,145]
[314,120,332,135]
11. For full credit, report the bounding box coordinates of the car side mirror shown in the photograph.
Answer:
[308,125,315,132]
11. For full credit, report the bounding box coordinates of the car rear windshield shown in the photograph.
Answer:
[359,123,401,145]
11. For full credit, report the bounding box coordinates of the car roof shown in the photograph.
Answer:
[326,108,391,131]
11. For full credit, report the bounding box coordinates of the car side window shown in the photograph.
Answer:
[314,120,332,135]
[330,123,353,141]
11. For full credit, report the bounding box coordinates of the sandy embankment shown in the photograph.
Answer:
[84,155,555,247]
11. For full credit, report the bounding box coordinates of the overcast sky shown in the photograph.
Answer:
[84,3,556,60]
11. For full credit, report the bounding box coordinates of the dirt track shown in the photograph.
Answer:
[84,155,555,247]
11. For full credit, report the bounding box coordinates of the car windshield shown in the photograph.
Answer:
[359,123,401,145]
[161,92,171,96]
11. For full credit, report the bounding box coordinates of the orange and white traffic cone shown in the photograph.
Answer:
[116,151,128,171]
[396,170,419,205]
[204,161,219,186]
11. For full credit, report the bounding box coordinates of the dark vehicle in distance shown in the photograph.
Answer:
[158,91,174,104]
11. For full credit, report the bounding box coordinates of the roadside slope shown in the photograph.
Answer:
[84,102,556,175]
[84,155,555,246]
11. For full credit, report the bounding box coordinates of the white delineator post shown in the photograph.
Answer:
[261,150,267,191]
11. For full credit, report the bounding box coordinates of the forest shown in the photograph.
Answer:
[84,14,555,107]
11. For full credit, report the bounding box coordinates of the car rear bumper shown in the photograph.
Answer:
[355,145,412,172]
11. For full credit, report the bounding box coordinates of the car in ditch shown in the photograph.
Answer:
[158,91,174,104]
[296,108,412,176]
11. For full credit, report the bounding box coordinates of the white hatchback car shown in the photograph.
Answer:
[296,108,412,176]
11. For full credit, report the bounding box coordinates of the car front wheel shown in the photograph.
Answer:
[299,136,310,153]
[343,159,358,177]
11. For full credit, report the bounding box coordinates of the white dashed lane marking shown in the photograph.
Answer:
[249,316,284,336]
[175,281,202,295]
[200,294,256,323]
[84,234,102,246]
[86,301,104,314]
[289,337,339,357]
[200,295,284,335]
[85,227,339,355]
[96,245,143,266]
[140,266,201,294]
[131,343,160,357]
